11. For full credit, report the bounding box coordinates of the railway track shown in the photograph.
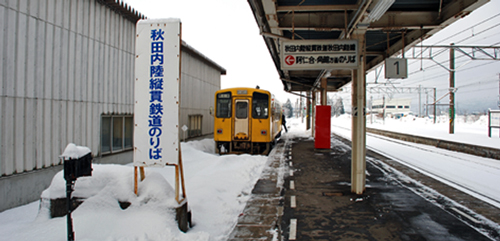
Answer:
[331,126,500,240]
[332,124,500,209]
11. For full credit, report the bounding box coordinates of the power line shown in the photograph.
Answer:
[456,78,498,89]
[455,22,500,45]
[404,60,498,84]
[396,61,500,87]
[455,87,499,95]
[431,12,500,44]
[406,22,500,68]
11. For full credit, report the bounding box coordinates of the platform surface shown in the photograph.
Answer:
[229,135,500,240]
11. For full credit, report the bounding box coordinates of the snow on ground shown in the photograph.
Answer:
[332,114,500,208]
[1,114,497,240]
[0,139,270,241]
[364,114,500,148]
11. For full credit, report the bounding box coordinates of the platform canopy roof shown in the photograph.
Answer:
[247,0,489,92]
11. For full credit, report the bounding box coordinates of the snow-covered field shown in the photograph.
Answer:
[0,114,498,240]
[364,114,500,148]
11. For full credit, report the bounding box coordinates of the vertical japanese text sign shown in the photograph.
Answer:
[134,19,181,167]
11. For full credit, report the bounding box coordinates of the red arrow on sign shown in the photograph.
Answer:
[285,55,295,65]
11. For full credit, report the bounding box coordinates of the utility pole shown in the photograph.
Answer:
[295,98,299,118]
[449,43,455,134]
[433,88,437,124]
[300,92,303,123]
[418,85,422,117]
[306,91,311,130]
[426,89,429,117]
[370,95,373,124]
[405,44,500,131]
[382,96,386,124]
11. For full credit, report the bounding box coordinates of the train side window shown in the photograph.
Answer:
[252,92,269,119]
[216,92,232,118]
[236,101,248,118]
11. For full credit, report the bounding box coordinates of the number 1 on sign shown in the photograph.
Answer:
[394,61,399,75]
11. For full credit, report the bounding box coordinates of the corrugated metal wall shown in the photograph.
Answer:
[0,0,135,176]
[179,51,221,138]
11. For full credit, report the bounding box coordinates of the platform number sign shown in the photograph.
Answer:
[385,58,408,79]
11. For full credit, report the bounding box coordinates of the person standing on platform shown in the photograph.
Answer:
[281,113,288,132]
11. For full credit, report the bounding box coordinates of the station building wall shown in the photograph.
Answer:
[0,0,225,212]
[180,42,225,140]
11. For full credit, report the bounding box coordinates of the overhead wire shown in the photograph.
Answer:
[405,14,500,69]
[432,12,500,44]
[400,30,500,86]
[365,12,500,106]
[406,61,500,85]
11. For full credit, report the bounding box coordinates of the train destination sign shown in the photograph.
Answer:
[280,40,358,70]
[134,19,181,167]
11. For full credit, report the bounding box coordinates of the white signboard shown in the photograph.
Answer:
[491,111,500,127]
[385,58,408,79]
[280,40,358,70]
[134,19,181,167]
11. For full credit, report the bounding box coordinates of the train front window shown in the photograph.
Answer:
[252,92,269,119]
[235,101,248,119]
[216,92,231,118]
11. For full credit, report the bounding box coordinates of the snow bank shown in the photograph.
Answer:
[178,139,268,240]
[41,165,136,201]
[1,138,269,241]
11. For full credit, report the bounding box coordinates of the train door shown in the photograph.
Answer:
[234,99,249,140]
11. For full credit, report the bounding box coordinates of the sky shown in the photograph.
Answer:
[122,0,288,101]
[122,0,500,113]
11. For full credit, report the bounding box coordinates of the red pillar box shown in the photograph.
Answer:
[315,105,331,149]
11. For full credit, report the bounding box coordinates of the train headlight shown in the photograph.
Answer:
[217,129,223,134]
[261,130,267,135]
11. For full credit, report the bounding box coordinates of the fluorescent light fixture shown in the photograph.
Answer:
[367,0,395,22]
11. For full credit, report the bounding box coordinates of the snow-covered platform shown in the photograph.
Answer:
[227,137,291,240]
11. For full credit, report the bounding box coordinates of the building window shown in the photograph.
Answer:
[188,115,203,137]
[101,115,133,154]
[101,117,112,153]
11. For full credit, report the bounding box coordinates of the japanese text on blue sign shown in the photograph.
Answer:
[284,44,356,53]
[281,40,358,70]
[149,29,165,161]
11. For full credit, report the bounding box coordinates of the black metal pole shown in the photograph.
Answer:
[66,180,74,241]
[489,109,491,138]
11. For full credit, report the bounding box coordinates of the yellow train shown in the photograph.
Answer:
[214,87,282,154]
